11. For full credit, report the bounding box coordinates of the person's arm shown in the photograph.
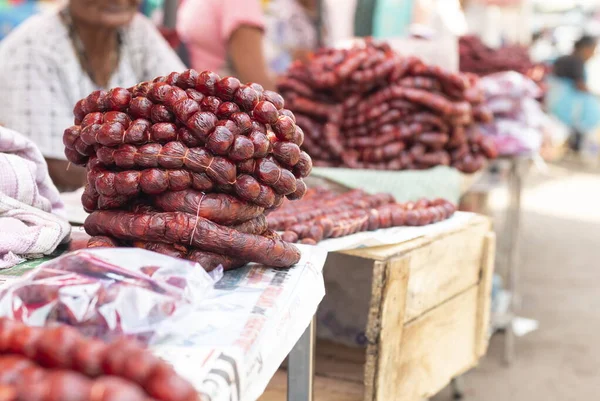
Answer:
[229,25,276,90]
[220,0,274,89]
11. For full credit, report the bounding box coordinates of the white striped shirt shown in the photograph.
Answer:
[0,11,185,160]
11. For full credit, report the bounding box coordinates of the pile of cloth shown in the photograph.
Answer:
[0,126,70,268]
[477,71,552,156]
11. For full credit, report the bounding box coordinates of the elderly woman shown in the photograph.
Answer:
[0,0,185,191]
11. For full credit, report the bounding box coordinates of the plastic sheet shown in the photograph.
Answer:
[478,71,549,154]
[0,248,222,344]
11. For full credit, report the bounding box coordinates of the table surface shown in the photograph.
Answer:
[0,206,481,400]
[0,245,327,401]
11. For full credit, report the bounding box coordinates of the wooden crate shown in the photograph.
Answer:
[261,215,495,401]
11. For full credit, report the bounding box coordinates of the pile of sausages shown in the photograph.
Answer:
[459,35,548,94]
[267,187,456,244]
[278,40,498,173]
[63,70,312,270]
[0,318,201,401]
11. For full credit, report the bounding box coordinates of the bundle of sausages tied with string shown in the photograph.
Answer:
[63,70,312,270]
[278,39,498,173]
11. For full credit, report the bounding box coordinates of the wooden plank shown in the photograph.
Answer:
[371,256,410,401]
[403,219,490,322]
[259,369,363,401]
[341,215,490,261]
[279,340,366,384]
[313,342,365,383]
[316,340,366,364]
[392,286,480,401]
[363,260,387,401]
[475,232,496,358]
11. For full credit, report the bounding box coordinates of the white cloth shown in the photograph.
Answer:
[0,126,71,269]
[0,11,185,160]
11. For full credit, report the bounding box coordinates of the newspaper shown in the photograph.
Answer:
[315,212,475,252]
[151,244,328,401]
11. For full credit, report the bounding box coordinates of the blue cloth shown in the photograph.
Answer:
[0,2,39,40]
[546,75,600,135]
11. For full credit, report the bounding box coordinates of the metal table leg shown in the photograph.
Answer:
[287,317,316,401]
[504,157,524,365]
[451,376,465,399]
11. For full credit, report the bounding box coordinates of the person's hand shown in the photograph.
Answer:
[229,25,276,90]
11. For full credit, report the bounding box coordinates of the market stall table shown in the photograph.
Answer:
[260,212,495,401]
[0,244,328,401]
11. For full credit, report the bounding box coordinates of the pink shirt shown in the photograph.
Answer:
[177,0,265,75]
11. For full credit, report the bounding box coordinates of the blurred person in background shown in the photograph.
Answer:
[547,35,599,153]
[0,0,185,191]
[177,0,275,90]
[554,35,597,92]
[263,0,318,74]
[177,0,318,89]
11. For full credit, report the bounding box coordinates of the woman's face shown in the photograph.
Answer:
[69,0,141,28]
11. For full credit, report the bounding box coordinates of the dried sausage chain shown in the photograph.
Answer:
[279,40,498,173]
[0,318,200,401]
[267,187,457,244]
[64,70,311,270]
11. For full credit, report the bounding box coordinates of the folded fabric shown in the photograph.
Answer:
[0,126,71,269]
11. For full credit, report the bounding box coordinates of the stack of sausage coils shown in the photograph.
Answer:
[0,318,201,401]
[63,70,312,270]
[459,35,548,95]
[267,187,457,244]
[278,39,498,173]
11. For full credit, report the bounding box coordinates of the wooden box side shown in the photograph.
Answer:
[365,224,495,401]
[476,232,496,358]
[403,218,491,322]
[364,256,410,401]
[391,286,480,401]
